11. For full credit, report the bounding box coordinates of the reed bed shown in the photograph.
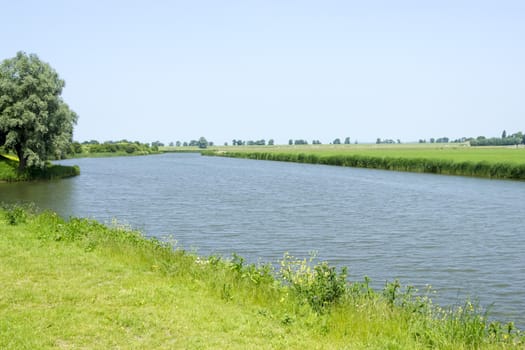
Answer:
[203,147,525,180]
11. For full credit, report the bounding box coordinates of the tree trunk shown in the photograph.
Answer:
[15,144,27,172]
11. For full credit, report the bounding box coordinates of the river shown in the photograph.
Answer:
[1,152,524,326]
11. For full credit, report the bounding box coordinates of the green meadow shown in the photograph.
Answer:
[1,206,523,349]
[199,144,525,180]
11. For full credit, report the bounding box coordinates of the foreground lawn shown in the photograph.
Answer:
[1,207,522,349]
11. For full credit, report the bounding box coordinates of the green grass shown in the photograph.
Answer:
[202,144,525,180]
[1,206,523,349]
[0,154,79,182]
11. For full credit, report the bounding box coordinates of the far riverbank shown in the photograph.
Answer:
[193,144,525,181]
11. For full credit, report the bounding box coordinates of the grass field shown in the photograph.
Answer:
[201,143,525,164]
[1,206,523,349]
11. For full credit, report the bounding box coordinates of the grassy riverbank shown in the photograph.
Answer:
[0,154,79,182]
[1,207,522,349]
[201,144,525,180]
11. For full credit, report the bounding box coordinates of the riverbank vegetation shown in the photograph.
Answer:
[202,144,525,181]
[67,140,161,158]
[0,154,79,182]
[1,206,522,349]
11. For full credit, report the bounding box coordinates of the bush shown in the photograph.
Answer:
[2,203,33,225]
[280,253,348,313]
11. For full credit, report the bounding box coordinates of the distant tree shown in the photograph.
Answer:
[289,139,293,145]
[183,141,188,147]
[85,140,100,145]
[376,138,381,144]
[397,139,401,144]
[502,130,507,139]
[125,143,139,153]
[430,138,435,143]
[333,138,341,144]
[0,52,78,171]
[175,141,181,147]
[246,139,266,146]
[197,137,208,149]
[151,141,164,147]
[169,142,174,147]
[469,132,524,146]
[69,141,83,154]
[344,137,351,144]
[268,139,274,146]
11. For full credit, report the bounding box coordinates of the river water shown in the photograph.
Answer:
[1,153,524,326]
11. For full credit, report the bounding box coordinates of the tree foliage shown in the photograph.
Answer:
[198,136,208,149]
[0,52,77,171]
[468,132,524,146]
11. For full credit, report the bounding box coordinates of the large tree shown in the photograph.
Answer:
[0,52,77,171]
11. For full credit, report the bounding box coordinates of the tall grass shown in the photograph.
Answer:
[203,150,525,180]
[1,206,523,348]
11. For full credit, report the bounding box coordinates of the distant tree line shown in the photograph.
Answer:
[376,138,401,144]
[418,130,525,146]
[69,140,160,155]
[231,139,270,146]
[168,137,213,148]
[418,137,451,143]
[156,130,525,149]
[468,131,524,146]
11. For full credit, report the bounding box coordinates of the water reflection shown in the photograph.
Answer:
[1,178,75,213]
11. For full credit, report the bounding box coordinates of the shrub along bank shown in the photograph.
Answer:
[203,150,525,180]
[0,154,79,182]
[0,205,523,349]
[68,140,161,158]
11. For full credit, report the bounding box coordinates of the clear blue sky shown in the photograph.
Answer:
[1,0,524,144]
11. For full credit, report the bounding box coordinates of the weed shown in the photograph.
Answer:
[280,253,348,313]
[1,203,33,225]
